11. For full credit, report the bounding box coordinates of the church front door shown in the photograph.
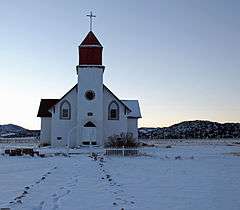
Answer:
[82,122,97,145]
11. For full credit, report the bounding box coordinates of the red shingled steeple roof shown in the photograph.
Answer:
[78,31,103,65]
[80,31,102,46]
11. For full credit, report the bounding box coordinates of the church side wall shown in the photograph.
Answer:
[103,88,128,143]
[40,117,52,145]
[51,87,77,148]
[127,118,138,140]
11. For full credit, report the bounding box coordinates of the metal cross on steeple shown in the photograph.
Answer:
[86,11,96,31]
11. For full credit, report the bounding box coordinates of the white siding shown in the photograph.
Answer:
[40,117,52,145]
[103,87,128,143]
[41,83,139,147]
[127,118,138,140]
[50,86,77,148]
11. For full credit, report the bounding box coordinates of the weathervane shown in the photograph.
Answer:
[86,11,96,31]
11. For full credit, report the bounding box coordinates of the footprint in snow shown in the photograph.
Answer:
[52,190,71,210]
[67,183,76,188]
[53,196,59,203]
[23,190,28,195]
[25,186,30,190]
[32,201,45,210]
[52,203,59,210]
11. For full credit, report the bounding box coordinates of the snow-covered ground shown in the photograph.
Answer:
[0,144,240,210]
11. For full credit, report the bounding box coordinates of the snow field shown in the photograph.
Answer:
[0,145,240,210]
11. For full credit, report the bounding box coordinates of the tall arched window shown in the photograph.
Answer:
[108,100,119,120]
[60,100,71,120]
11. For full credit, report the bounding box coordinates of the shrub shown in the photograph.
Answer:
[104,133,139,148]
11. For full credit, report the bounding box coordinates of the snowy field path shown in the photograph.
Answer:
[1,155,116,210]
[0,145,240,210]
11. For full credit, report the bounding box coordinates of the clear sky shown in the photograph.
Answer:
[0,0,240,129]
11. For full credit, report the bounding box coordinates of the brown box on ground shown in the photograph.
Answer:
[22,148,34,156]
[4,149,10,155]
[9,150,16,156]
[15,149,22,156]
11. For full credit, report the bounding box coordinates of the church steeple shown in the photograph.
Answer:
[78,31,103,65]
[76,13,105,145]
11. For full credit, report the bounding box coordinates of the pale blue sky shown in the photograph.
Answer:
[0,0,239,129]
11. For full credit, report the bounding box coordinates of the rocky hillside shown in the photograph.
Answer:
[0,124,40,138]
[139,120,240,139]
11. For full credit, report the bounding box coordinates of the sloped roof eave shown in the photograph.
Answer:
[121,100,141,118]
[127,116,142,119]
[38,83,133,117]
[80,31,102,47]
[37,99,59,117]
[103,85,131,111]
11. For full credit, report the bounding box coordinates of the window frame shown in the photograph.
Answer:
[62,108,69,118]
[108,100,119,120]
[59,100,71,120]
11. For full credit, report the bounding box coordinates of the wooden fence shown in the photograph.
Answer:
[0,137,39,144]
[105,147,139,156]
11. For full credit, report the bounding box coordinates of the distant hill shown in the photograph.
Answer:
[139,120,240,139]
[0,124,40,138]
[2,121,240,139]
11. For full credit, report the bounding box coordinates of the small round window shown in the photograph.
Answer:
[85,90,95,100]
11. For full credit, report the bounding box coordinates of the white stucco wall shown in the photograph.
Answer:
[40,117,52,145]
[50,86,77,148]
[103,87,128,143]
[127,118,138,140]
[77,66,104,145]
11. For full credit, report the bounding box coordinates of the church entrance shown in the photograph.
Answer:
[82,121,97,145]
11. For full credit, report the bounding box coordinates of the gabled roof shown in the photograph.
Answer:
[58,84,77,103]
[37,85,77,118]
[37,99,59,117]
[103,85,131,111]
[80,31,102,47]
[122,100,142,118]
[37,84,132,118]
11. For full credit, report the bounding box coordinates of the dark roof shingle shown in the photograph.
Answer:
[37,99,59,117]
[80,31,102,46]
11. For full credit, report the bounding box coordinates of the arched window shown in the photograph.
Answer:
[108,100,119,120]
[60,100,71,120]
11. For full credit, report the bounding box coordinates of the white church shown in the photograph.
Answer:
[37,25,141,147]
